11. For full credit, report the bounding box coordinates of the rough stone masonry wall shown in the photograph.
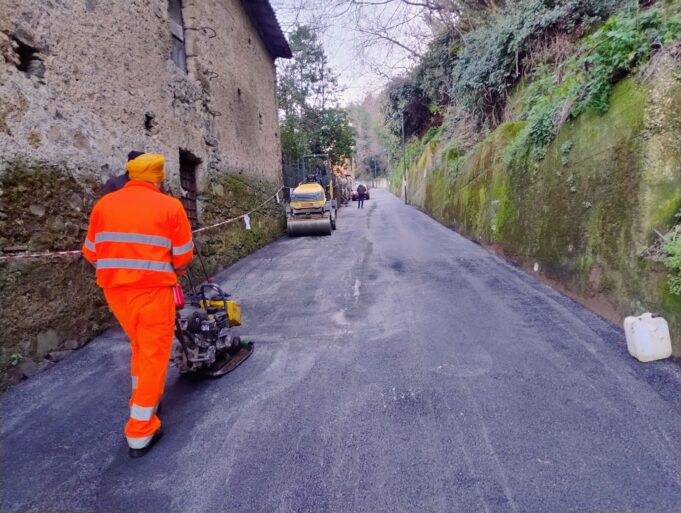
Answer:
[0,0,286,387]
[0,0,282,183]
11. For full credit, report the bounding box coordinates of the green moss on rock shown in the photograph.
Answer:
[0,163,285,389]
[187,172,285,284]
[0,162,112,388]
[403,69,681,354]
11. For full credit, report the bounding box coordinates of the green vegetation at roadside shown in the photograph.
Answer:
[377,0,681,352]
[507,6,681,163]
[664,216,681,295]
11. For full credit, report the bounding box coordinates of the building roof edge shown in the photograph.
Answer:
[241,0,292,59]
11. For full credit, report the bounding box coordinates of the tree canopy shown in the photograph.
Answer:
[277,25,355,167]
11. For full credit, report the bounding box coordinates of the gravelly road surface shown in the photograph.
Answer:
[2,189,680,513]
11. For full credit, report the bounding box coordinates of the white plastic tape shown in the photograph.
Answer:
[243,214,251,230]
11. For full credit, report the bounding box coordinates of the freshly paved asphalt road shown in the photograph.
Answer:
[2,189,680,513]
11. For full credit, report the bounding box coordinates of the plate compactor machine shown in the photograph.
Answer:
[172,282,254,377]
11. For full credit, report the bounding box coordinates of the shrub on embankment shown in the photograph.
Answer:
[0,163,284,388]
[391,4,681,353]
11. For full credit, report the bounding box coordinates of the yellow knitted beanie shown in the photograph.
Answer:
[127,153,166,183]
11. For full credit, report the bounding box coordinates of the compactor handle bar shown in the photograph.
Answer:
[199,283,231,303]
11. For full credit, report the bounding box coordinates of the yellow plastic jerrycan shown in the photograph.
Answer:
[624,313,672,362]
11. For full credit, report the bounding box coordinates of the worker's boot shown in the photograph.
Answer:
[128,427,164,458]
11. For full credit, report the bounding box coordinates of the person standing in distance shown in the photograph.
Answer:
[357,183,367,208]
[101,150,145,195]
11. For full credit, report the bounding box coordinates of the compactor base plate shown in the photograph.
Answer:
[199,341,254,378]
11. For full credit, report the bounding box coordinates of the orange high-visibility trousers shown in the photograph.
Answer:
[104,286,175,449]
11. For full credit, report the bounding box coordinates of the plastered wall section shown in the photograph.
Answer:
[0,0,283,192]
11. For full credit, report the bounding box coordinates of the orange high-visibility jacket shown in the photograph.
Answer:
[82,181,194,288]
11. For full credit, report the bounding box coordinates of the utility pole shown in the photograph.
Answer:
[400,111,408,205]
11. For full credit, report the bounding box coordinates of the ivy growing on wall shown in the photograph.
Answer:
[665,214,681,296]
[505,5,681,163]
[452,0,625,127]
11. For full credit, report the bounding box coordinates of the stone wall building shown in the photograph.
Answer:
[0,0,291,386]
[0,0,290,202]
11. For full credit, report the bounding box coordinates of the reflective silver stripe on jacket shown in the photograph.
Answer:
[96,258,174,273]
[95,232,172,248]
[131,375,138,389]
[127,434,154,450]
[130,403,156,421]
[172,240,194,256]
[84,239,95,252]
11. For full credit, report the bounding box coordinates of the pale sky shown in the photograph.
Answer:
[270,1,429,105]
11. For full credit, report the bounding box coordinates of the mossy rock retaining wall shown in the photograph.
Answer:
[405,71,681,353]
[0,163,284,388]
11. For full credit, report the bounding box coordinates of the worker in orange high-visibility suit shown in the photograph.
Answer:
[82,153,193,458]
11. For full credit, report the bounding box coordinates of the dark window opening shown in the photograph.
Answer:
[168,0,187,73]
[144,111,157,132]
[12,37,45,78]
[179,150,200,229]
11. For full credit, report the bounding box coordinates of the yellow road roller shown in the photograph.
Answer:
[286,182,336,236]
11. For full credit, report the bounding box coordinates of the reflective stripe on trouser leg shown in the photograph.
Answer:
[103,286,174,448]
[130,337,140,406]
[127,434,154,450]
[123,287,175,446]
[130,403,156,421]
[103,288,141,406]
